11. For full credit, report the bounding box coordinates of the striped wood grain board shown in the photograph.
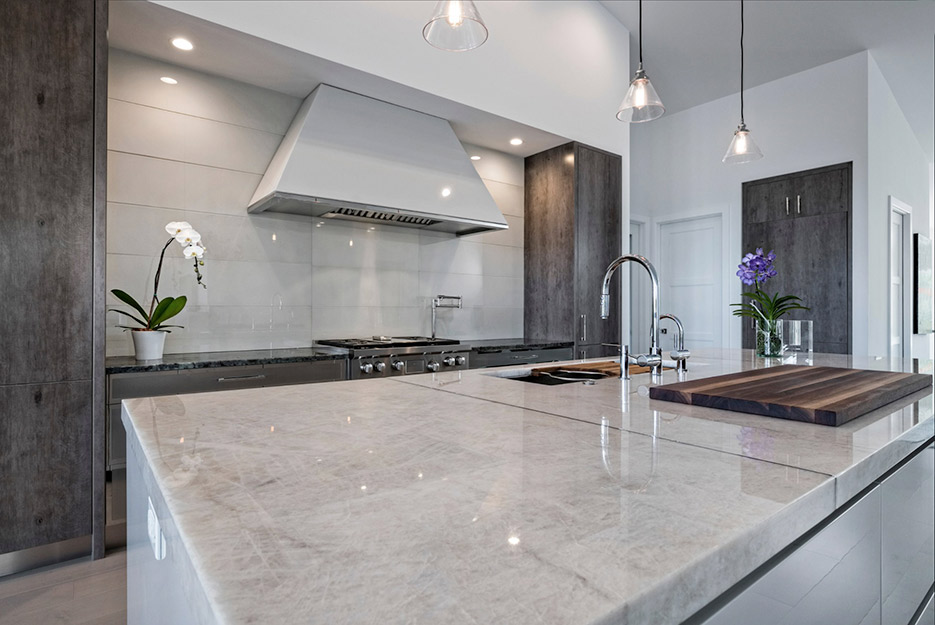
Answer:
[648,364,933,426]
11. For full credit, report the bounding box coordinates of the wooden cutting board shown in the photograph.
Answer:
[649,365,933,426]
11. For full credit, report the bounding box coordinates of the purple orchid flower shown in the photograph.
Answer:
[736,249,777,286]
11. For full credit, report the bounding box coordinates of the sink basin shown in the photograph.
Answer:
[514,369,608,386]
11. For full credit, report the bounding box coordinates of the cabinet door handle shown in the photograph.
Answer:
[217,374,266,382]
[796,195,801,214]
[580,314,587,342]
[785,197,790,216]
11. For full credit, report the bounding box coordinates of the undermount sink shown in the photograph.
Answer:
[515,369,609,386]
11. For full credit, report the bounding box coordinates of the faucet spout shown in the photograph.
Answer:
[600,254,662,379]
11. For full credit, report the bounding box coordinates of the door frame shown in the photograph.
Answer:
[629,214,651,352]
[654,209,730,350]
[888,196,913,359]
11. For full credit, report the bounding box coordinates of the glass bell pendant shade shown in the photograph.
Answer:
[722,123,763,163]
[616,68,665,123]
[423,1,488,51]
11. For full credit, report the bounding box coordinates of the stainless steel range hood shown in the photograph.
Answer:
[248,85,508,236]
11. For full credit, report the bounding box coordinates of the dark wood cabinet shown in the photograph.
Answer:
[0,0,107,563]
[525,142,622,357]
[741,163,852,353]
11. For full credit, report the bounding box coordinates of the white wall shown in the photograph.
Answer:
[867,56,933,360]
[631,53,870,353]
[106,51,524,356]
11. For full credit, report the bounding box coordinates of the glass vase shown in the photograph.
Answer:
[755,319,782,358]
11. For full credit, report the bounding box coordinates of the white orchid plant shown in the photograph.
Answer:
[109,222,207,331]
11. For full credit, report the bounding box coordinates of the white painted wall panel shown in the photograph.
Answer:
[868,56,933,360]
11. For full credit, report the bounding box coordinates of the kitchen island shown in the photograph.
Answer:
[123,350,934,625]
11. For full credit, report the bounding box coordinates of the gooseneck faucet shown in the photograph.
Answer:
[660,313,690,374]
[600,254,662,380]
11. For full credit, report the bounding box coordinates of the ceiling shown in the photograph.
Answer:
[108,1,569,157]
[110,1,933,161]
[599,0,935,161]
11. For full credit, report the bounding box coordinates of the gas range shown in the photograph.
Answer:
[316,336,470,379]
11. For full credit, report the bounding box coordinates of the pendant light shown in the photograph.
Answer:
[616,0,665,123]
[723,0,763,163]
[423,1,488,52]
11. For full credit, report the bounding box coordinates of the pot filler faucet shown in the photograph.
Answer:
[431,295,462,339]
[600,254,666,381]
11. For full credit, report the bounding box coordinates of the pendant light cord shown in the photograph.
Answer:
[740,0,745,125]
[638,0,643,68]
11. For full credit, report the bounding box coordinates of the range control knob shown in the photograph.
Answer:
[443,356,456,366]
[360,362,374,374]
[426,361,440,372]
[374,361,386,373]
[455,355,466,366]
[391,360,405,372]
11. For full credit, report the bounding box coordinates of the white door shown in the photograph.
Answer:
[629,221,649,353]
[889,199,912,359]
[657,215,723,351]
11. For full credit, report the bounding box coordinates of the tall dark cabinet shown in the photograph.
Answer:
[741,162,852,354]
[0,0,107,567]
[525,142,622,358]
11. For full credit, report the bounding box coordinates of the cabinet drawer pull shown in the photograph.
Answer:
[513,354,536,359]
[796,194,801,214]
[580,314,587,342]
[785,197,790,216]
[217,374,266,382]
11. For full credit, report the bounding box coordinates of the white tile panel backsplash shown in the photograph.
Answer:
[106,51,524,356]
[108,152,263,216]
[108,99,282,174]
[108,50,300,135]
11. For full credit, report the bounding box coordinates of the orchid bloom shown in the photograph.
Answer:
[183,243,206,259]
[175,228,202,247]
[166,221,192,236]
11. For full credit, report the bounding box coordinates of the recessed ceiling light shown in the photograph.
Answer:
[171,37,194,51]
[509,138,523,146]
[160,76,178,85]
[470,155,481,161]
[441,187,452,197]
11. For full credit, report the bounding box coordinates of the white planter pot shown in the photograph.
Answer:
[132,330,167,361]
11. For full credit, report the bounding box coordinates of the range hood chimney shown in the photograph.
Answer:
[248,85,508,236]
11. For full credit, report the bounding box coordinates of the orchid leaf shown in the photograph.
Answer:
[110,289,150,322]
[149,296,187,328]
[107,307,149,329]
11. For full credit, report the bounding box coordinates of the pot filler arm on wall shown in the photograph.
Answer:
[247,84,508,237]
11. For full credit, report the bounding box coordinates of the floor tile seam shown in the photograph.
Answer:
[390,378,836,480]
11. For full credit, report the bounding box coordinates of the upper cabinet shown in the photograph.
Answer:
[524,142,622,357]
[743,163,850,223]
[742,162,853,354]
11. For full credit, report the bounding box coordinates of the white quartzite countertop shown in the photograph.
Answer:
[122,349,934,625]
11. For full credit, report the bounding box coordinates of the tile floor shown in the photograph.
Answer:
[0,551,126,625]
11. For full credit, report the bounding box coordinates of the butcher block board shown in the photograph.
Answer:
[649,365,933,427]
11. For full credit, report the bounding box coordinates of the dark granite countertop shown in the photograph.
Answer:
[462,338,574,352]
[105,347,346,374]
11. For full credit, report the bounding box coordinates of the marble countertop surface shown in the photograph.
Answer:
[105,347,346,374]
[122,349,934,625]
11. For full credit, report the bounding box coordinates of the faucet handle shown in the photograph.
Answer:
[636,353,662,368]
[670,349,690,361]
